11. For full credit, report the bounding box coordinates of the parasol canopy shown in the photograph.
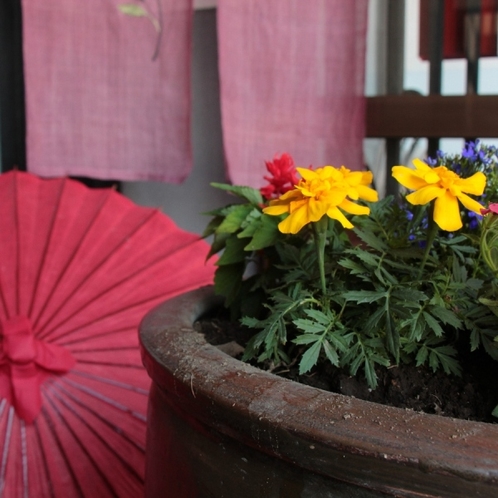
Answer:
[0,171,216,497]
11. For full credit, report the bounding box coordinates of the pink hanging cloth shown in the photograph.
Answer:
[217,0,369,188]
[21,0,193,182]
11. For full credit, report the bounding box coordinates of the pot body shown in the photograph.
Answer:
[140,286,498,498]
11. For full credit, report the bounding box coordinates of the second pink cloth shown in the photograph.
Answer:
[217,0,369,188]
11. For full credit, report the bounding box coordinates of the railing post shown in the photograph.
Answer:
[427,0,445,158]
[385,0,405,197]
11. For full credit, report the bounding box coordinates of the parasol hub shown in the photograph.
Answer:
[0,316,75,423]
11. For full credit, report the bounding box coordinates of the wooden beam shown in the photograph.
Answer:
[366,94,498,138]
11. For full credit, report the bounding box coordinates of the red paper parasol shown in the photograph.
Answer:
[0,171,216,497]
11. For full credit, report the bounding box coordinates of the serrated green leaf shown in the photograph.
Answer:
[385,308,400,362]
[404,312,424,342]
[364,359,378,389]
[422,311,444,337]
[479,297,498,317]
[364,307,385,330]
[469,327,481,351]
[342,290,387,304]
[293,334,321,345]
[350,351,364,376]
[480,334,498,361]
[376,266,399,286]
[338,258,366,274]
[237,209,263,238]
[428,350,440,371]
[327,331,349,352]
[244,215,280,251]
[353,228,388,252]
[443,235,468,245]
[293,319,325,334]
[392,288,427,302]
[298,341,321,374]
[415,346,428,366]
[323,340,339,366]
[354,251,380,268]
[240,316,261,328]
[118,4,148,16]
[429,305,462,329]
[210,182,263,205]
[303,308,331,325]
[216,204,255,234]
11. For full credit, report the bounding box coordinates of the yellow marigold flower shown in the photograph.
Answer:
[392,158,486,231]
[337,166,379,203]
[263,165,377,234]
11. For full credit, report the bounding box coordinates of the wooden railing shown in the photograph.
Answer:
[366,94,498,139]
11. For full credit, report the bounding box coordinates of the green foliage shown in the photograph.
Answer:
[203,143,498,404]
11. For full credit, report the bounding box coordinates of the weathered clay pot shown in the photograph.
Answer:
[139,286,498,498]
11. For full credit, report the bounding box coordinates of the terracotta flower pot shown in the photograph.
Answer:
[139,286,498,498]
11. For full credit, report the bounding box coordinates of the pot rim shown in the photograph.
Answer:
[140,285,498,497]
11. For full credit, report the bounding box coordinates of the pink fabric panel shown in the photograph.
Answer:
[217,0,369,188]
[21,0,193,182]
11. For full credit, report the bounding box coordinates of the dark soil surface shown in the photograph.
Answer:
[196,317,498,423]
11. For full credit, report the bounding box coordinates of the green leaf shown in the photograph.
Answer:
[244,215,280,251]
[118,4,148,16]
[385,308,400,362]
[202,215,223,238]
[216,236,249,265]
[323,340,339,366]
[293,333,322,345]
[479,297,498,317]
[429,305,462,329]
[293,319,325,334]
[392,288,427,303]
[338,258,366,275]
[364,358,378,390]
[206,231,231,260]
[364,307,385,331]
[303,308,331,325]
[216,204,255,234]
[353,250,380,269]
[237,209,263,238]
[415,346,428,366]
[298,341,321,374]
[492,405,498,418]
[428,350,440,371]
[353,228,388,252]
[403,312,424,341]
[241,316,261,329]
[426,344,461,375]
[210,182,263,205]
[342,290,387,304]
[469,327,481,351]
[422,311,444,337]
[214,263,244,305]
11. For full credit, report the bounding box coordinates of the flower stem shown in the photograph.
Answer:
[419,203,438,278]
[313,216,328,296]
